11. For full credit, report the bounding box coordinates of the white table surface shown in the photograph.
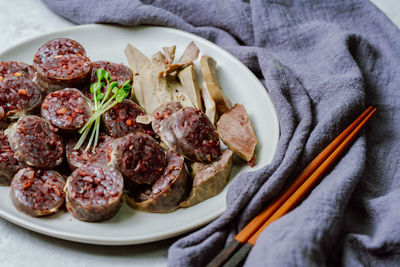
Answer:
[0,0,398,266]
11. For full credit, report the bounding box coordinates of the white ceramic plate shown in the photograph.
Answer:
[0,24,279,245]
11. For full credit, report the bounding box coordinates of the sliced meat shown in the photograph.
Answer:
[127,150,188,213]
[180,149,233,208]
[158,74,195,108]
[178,64,202,110]
[85,61,132,98]
[0,119,10,130]
[152,106,221,162]
[0,61,35,81]
[11,168,65,217]
[178,41,200,64]
[65,164,123,222]
[36,54,91,93]
[6,115,64,168]
[103,99,152,138]
[0,77,43,119]
[201,81,217,124]
[0,130,23,185]
[33,38,86,66]
[200,56,232,115]
[151,102,183,134]
[107,132,166,185]
[216,104,257,161]
[66,134,113,171]
[124,44,151,109]
[41,88,92,131]
[163,45,176,64]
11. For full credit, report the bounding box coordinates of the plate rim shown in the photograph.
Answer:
[0,24,280,245]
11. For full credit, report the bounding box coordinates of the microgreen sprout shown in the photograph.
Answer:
[74,69,131,151]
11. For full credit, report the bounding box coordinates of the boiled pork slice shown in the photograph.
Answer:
[180,149,233,208]
[216,104,257,161]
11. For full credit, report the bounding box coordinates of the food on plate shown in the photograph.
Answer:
[103,99,152,138]
[180,149,233,207]
[152,104,221,162]
[201,81,217,124]
[35,54,92,93]
[200,55,232,116]
[125,42,200,113]
[107,132,166,185]
[0,130,23,185]
[41,88,92,131]
[163,45,176,64]
[33,38,87,66]
[73,69,132,151]
[66,134,113,171]
[0,61,36,81]
[178,64,202,110]
[65,164,124,222]
[0,76,43,119]
[6,115,64,168]
[0,36,259,221]
[216,104,257,162]
[11,168,65,217]
[91,61,132,87]
[126,150,188,213]
[177,41,200,64]
[85,60,132,98]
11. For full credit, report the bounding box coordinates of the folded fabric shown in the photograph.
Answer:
[43,0,400,266]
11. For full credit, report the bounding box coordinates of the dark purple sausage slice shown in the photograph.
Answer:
[0,77,42,119]
[66,134,113,171]
[126,150,188,213]
[107,132,166,185]
[41,88,92,131]
[10,168,65,217]
[36,54,91,93]
[0,130,23,185]
[91,61,132,86]
[65,164,123,222]
[33,38,86,66]
[0,61,35,81]
[151,102,182,135]
[7,115,64,168]
[152,105,221,162]
[85,61,133,98]
[103,99,152,138]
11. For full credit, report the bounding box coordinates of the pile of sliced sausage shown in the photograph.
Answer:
[0,38,236,222]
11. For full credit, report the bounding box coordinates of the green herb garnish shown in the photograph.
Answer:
[74,69,131,151]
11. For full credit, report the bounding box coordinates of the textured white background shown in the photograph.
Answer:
[0,0,398,266]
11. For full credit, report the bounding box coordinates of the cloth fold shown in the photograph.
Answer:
[42,0,400,266]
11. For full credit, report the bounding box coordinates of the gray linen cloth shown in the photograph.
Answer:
[42,0,400,266]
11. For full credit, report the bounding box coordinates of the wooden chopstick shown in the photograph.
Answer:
[207,106,376,267]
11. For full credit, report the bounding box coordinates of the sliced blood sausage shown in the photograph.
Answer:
[7,115,64,168]
[65,164,124,222]
[0,61,35,81]
[107,132,166,185]
[0,76,42,119]
[85,61,133,98]
[36,54,91,93]
[0,130,23,185]
[33,38,86,66]
[152,105,221,162]
[126,150,188,213]
[10,167,65,217]
[91,61,132,86]
[103,99,152,138]
[151,102,182,134]
[66,134,113,171]
[41,88,92,131]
